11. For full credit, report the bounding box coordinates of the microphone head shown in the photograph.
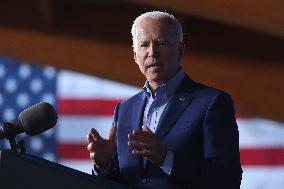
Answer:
[18,102,57,136]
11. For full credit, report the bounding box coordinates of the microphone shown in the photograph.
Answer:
[0,102,57,139]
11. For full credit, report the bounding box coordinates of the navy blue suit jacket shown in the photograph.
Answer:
[97,75,242,189]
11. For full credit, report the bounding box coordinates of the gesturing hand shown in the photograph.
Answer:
[87,126,116,170]
[128,125,167,166]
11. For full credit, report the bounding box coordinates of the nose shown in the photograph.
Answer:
[148,43,159,58]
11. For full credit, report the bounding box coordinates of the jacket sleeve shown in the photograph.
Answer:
[171,92,242,189]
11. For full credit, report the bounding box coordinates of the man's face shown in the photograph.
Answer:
[133,18,183,89]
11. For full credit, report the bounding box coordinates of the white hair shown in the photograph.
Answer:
[131,11,183,51]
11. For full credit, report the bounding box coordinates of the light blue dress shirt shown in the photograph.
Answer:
[142,68,185,175]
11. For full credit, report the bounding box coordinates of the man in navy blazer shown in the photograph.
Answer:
[87,11,242,189]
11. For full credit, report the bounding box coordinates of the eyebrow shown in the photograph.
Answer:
[139,38,167,43]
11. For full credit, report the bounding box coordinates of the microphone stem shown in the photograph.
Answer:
[8,137,17,151]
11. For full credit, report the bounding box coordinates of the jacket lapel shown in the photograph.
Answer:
[156,75,195,140]
[155,93,192,140]
[143,76,195,173]
[132,92,147,131]
[143,94,195,171]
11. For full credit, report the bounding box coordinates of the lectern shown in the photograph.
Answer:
[0,150,128,189]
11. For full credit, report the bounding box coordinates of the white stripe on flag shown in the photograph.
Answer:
[238,118,284,148]
[241,166,284,189]
[58,115,113,142]
[57,70,140,99]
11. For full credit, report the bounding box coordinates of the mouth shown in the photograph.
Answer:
[147,63,163,69]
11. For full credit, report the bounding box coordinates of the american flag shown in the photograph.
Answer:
[0,56,57,161]
[0,56,283,189]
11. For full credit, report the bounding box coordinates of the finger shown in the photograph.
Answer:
[89,152,95,161]
[87,142,93,151]
[128,135,151,147]
[130,130,153,140]
[142,125,153,134]
[128,132,153,144]
[87,133,94,143]
[132,129,152,136]
[90,128,103,141]
[128,140,151,150]
[109,125,117,141]
[87,141,99,152]
[131,149,151,158]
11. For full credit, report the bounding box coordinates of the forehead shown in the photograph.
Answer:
[135,18,177,41]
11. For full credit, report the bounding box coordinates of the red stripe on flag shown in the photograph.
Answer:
[240,148,284,166]
[59,143,89,160]
[58,99,123,115]
[59,144,284,166]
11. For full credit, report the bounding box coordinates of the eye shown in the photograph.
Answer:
[140,43,149,48]
[157,41,167,46]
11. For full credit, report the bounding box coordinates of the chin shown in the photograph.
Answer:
[148,75,166,84]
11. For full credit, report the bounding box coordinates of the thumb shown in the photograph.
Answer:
[109,125,117,141]
[142,125,153,134]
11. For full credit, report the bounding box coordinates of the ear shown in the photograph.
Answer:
[178,42,185,61]
[133,49,138,64]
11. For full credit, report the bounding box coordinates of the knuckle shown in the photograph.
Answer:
[89,152,94,160]
[87,143,92,151]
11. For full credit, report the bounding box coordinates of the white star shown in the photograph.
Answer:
[16,93,30,108]
[29,137,43,152]
[0,64,6,79]
[30,78,43,93]
[43,66,56,79]
[18,63,32,79]
[42,93,55,105]
[2,108,16,122]
[5,78,18,93]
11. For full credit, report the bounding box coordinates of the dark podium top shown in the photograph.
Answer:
[0,150,128,189]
